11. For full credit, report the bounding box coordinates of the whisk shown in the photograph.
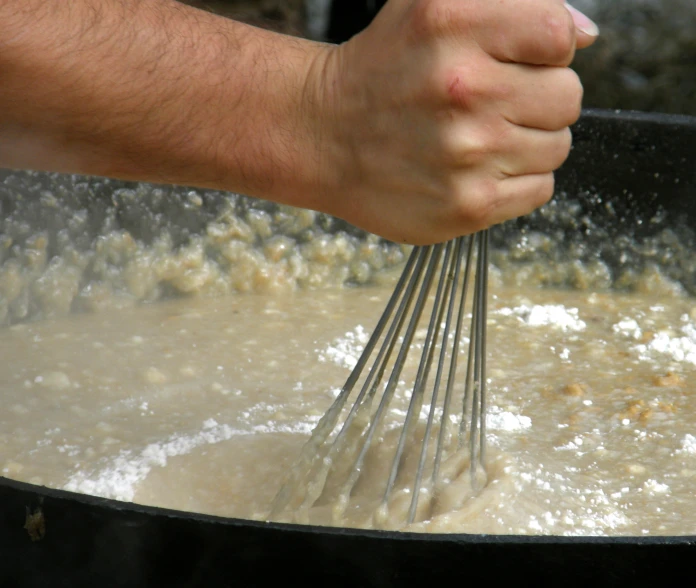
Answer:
[269,230,489,529]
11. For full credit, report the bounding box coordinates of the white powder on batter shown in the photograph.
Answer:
[63,414,321,502]
[497,305,586,332]
[675,434,696,455]
[317,325,370,370]
[515,461,630,536]
[613,317,642,339]
[486,406,532,432]
[643,479,670,494]
[638,324,696,365]
[616,314,696,365]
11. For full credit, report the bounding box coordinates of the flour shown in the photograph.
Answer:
[637,318,696,365]
[515,460,630,536]
[613,318,642,339]
[497,304,587,332]
[63,414,321,502]
[675,434,696,455]
[63,419,239,501]
[643,479,670,494]
[615,314,696,365]
[317,325,370,370]
[486,407,532,432]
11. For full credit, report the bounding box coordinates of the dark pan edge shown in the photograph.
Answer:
[557,108,696,218]
[2,475,696,587]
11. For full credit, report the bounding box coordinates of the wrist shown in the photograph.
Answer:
[212,31,339,214]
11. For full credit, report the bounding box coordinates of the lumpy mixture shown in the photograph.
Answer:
[1,276,696,536]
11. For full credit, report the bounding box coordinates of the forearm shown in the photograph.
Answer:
[0,0,329,208]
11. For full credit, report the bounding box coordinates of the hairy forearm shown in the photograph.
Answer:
[0,0,330,208]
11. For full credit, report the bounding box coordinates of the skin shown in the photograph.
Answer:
[0,0,597,245]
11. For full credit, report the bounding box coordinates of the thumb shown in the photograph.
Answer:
[565,3,599,49]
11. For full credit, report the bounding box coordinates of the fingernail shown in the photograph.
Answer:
[564,3,599,37]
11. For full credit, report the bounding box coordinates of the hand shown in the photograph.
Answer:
[311,0,598,244]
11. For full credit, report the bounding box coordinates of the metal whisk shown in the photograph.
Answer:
[269,231,489,529]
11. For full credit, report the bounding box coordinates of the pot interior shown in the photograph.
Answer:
[1,109,696,583]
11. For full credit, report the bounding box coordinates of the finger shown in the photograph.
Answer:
[463,0,579,66]
[497,63,583,130]
[472,172,556,229]
[496,126,572,177]
[565,3,600,49]
[439,60,583,130]
[441,119,571,175]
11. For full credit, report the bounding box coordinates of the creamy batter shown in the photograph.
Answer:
[1,275,695,536]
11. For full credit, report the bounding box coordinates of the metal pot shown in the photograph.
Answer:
[1,109,695,586]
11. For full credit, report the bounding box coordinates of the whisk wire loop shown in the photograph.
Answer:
[270,231,490,529]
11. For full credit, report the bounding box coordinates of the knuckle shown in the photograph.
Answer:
[440,65,485,109]
[455,179,500,231]
[455,129,497,167]
[411,0,453,37]
[410,0,469,39]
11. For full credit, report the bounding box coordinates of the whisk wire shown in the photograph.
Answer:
[295,245,432,518]
[479,230,490,465]
[267,246,421,519]
[403,238,462,523]
[270,230,490,529]
[433,235,473,485]
[339,245,443,514]
[380,241,453,523]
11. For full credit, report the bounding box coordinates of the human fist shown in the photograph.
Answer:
[312,0,598,244]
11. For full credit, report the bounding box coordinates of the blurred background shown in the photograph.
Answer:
[184,0,696,116]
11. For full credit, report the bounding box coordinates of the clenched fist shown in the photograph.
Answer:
[311,0,598,244]
[0,0,596,244]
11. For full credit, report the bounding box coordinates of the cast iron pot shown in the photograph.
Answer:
[1,109,696,587]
